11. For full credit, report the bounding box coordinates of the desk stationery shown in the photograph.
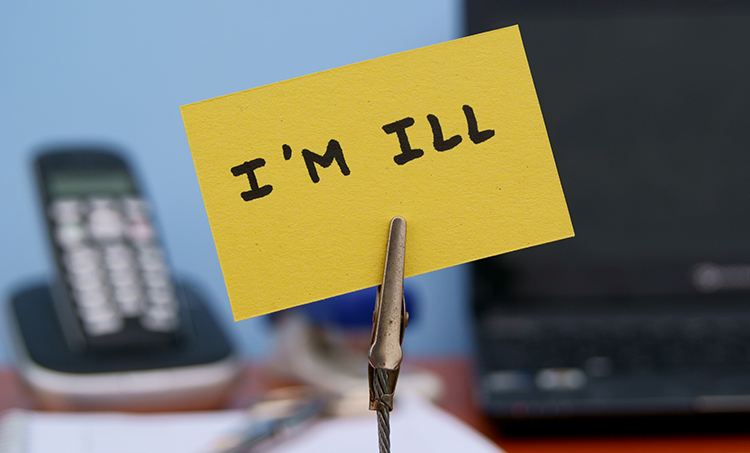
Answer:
[1,359,749,452]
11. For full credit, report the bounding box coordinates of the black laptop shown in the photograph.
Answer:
[469,0,750,429]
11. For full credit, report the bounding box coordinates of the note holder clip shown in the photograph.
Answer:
[368,216,409,452]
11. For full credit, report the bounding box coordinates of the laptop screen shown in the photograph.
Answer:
[468,2,750,298]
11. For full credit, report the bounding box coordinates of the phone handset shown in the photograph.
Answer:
[36,148,184,351]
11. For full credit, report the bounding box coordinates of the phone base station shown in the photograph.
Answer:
[6,279,241,411]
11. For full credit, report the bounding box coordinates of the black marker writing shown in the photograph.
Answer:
[301,139,351,183]
[231,158,273,201]
[382,117,424,165]
[427,114,462,152]
[232,105,493,202]
[383,104,493,163]
[463,105,495,144]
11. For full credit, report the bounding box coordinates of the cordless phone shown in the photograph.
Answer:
[35,148,184,351]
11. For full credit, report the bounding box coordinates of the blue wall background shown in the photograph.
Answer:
[0,1,473,363]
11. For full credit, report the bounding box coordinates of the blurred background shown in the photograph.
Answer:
[0,0,471,364]
[5,0,750,441]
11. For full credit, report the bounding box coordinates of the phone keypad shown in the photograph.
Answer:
[50,196,179,337]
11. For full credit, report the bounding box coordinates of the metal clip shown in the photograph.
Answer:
[368,216,409,412]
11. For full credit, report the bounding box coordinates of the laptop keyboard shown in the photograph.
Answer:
[479,313,750,374]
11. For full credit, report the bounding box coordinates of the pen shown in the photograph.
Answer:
[207,390,326,453]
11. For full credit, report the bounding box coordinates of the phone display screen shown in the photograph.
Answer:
[48,170,136,197]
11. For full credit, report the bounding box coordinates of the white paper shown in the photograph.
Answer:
[0,394,504,453]
[25,411,244,453]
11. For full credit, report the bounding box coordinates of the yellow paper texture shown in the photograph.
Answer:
[181,26,574,320]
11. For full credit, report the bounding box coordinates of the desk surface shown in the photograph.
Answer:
[2,359,750,452]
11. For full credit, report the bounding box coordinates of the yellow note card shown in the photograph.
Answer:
[181,25,574,320]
